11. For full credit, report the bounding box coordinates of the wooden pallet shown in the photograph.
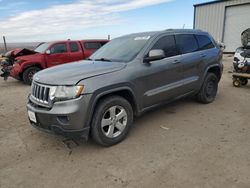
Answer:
[232,73,250,79]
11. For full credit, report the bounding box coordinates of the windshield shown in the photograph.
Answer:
[90,36,150,62]
[35,43,50,53]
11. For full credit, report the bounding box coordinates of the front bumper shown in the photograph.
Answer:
[10,63,21,77]
[27,94,93,139]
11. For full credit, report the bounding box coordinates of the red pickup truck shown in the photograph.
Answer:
[1,39,108,84]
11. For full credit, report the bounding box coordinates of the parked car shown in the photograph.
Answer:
[0,39,108,84]
[27,29,223,146]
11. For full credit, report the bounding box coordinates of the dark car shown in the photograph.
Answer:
[27,29,223,146]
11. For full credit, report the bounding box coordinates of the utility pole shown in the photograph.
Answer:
[3,36,7,52]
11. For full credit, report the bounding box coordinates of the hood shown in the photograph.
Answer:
[241,28,250,47]
[5,48,37,58]
[15,52,42,62]
[34,60,126,85]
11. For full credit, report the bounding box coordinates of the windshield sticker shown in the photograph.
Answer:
[134,36,150,40]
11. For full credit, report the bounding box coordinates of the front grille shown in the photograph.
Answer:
[31,82,50,104]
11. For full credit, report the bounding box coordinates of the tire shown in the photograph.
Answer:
[196,73,218,104]
[91,96,133,146]
[240,78,248,86]
[22,67,40,85]
[232,78,241,87]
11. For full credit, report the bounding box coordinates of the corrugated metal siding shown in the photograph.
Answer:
[194,0,250,43]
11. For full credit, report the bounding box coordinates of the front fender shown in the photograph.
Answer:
[85,85,138,127]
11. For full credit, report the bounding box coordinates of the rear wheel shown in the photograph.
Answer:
[22,67,40,85]
[91,96,133,146]
[240,78,248,86]
[196,73,218,104]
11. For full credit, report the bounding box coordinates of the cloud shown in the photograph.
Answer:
[0,0,172,42]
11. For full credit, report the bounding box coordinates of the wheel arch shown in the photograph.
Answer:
[19,63,43,78]
[206,65,222,81]
[87,87,139,127]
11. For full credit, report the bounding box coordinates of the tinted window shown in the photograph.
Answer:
[175,34,199,54]
[151,35,179,57]
[84,42,102,49]
[195,35,215,50]
[70,42,79,52]
[50,43,67,54]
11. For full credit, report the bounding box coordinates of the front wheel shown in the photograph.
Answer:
[196,73,218,104]
[91,96,133,146]
[22,67,41,85]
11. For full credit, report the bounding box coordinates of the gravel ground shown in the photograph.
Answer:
[0,55,250,188]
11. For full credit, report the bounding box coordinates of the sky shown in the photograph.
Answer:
[0,0,209,42]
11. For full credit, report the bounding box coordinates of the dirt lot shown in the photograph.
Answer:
[0,55,250,188]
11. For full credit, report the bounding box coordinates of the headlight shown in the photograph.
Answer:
[49,85,84,101]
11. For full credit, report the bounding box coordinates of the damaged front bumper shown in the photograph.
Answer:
[0,59,21,80]
[0,58,12,80]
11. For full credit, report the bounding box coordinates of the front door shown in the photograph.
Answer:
[136,35,183,109]
[45,42,70,67]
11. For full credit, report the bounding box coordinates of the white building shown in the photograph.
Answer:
[193,0,250,52]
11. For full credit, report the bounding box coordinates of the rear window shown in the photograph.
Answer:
[175,34,199,54]
[195,35,215,50]
[70,42,79,52]
[84,42,102,49]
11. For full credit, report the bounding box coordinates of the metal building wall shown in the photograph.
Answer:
[194,0,250,42]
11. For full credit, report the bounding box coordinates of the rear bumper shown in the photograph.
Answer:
[27,94,93,139]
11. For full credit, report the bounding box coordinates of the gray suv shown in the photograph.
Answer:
[27,29,223,146]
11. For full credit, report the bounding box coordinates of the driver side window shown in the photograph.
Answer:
[50,43,67,54]
[151,35,179,58]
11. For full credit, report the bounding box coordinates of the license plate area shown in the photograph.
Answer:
[28,110,37,123]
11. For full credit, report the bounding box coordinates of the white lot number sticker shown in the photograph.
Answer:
[134,36,150,40]
[28,110,37,123]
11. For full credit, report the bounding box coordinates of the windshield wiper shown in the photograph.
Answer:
[86,58,93,61]
[94,58,112,62]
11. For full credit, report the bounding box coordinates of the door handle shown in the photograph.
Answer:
[200,54,206,58]
[173,60,181,64]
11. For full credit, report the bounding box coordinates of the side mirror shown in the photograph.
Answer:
[218,42,225,50]
[45,49,51,55]
[144,49,165,63]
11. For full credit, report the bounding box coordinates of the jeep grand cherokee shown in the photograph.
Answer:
[27,29,223,146]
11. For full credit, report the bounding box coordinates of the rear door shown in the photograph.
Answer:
[68,41,84,62]
[175,34,201,93]
[45,42,71,67]
[137,35,183,108]
[195,34,218,76]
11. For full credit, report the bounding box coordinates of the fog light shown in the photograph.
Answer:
[57,116,69,125]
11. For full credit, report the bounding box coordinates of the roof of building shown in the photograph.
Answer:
[194,0,225,7]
